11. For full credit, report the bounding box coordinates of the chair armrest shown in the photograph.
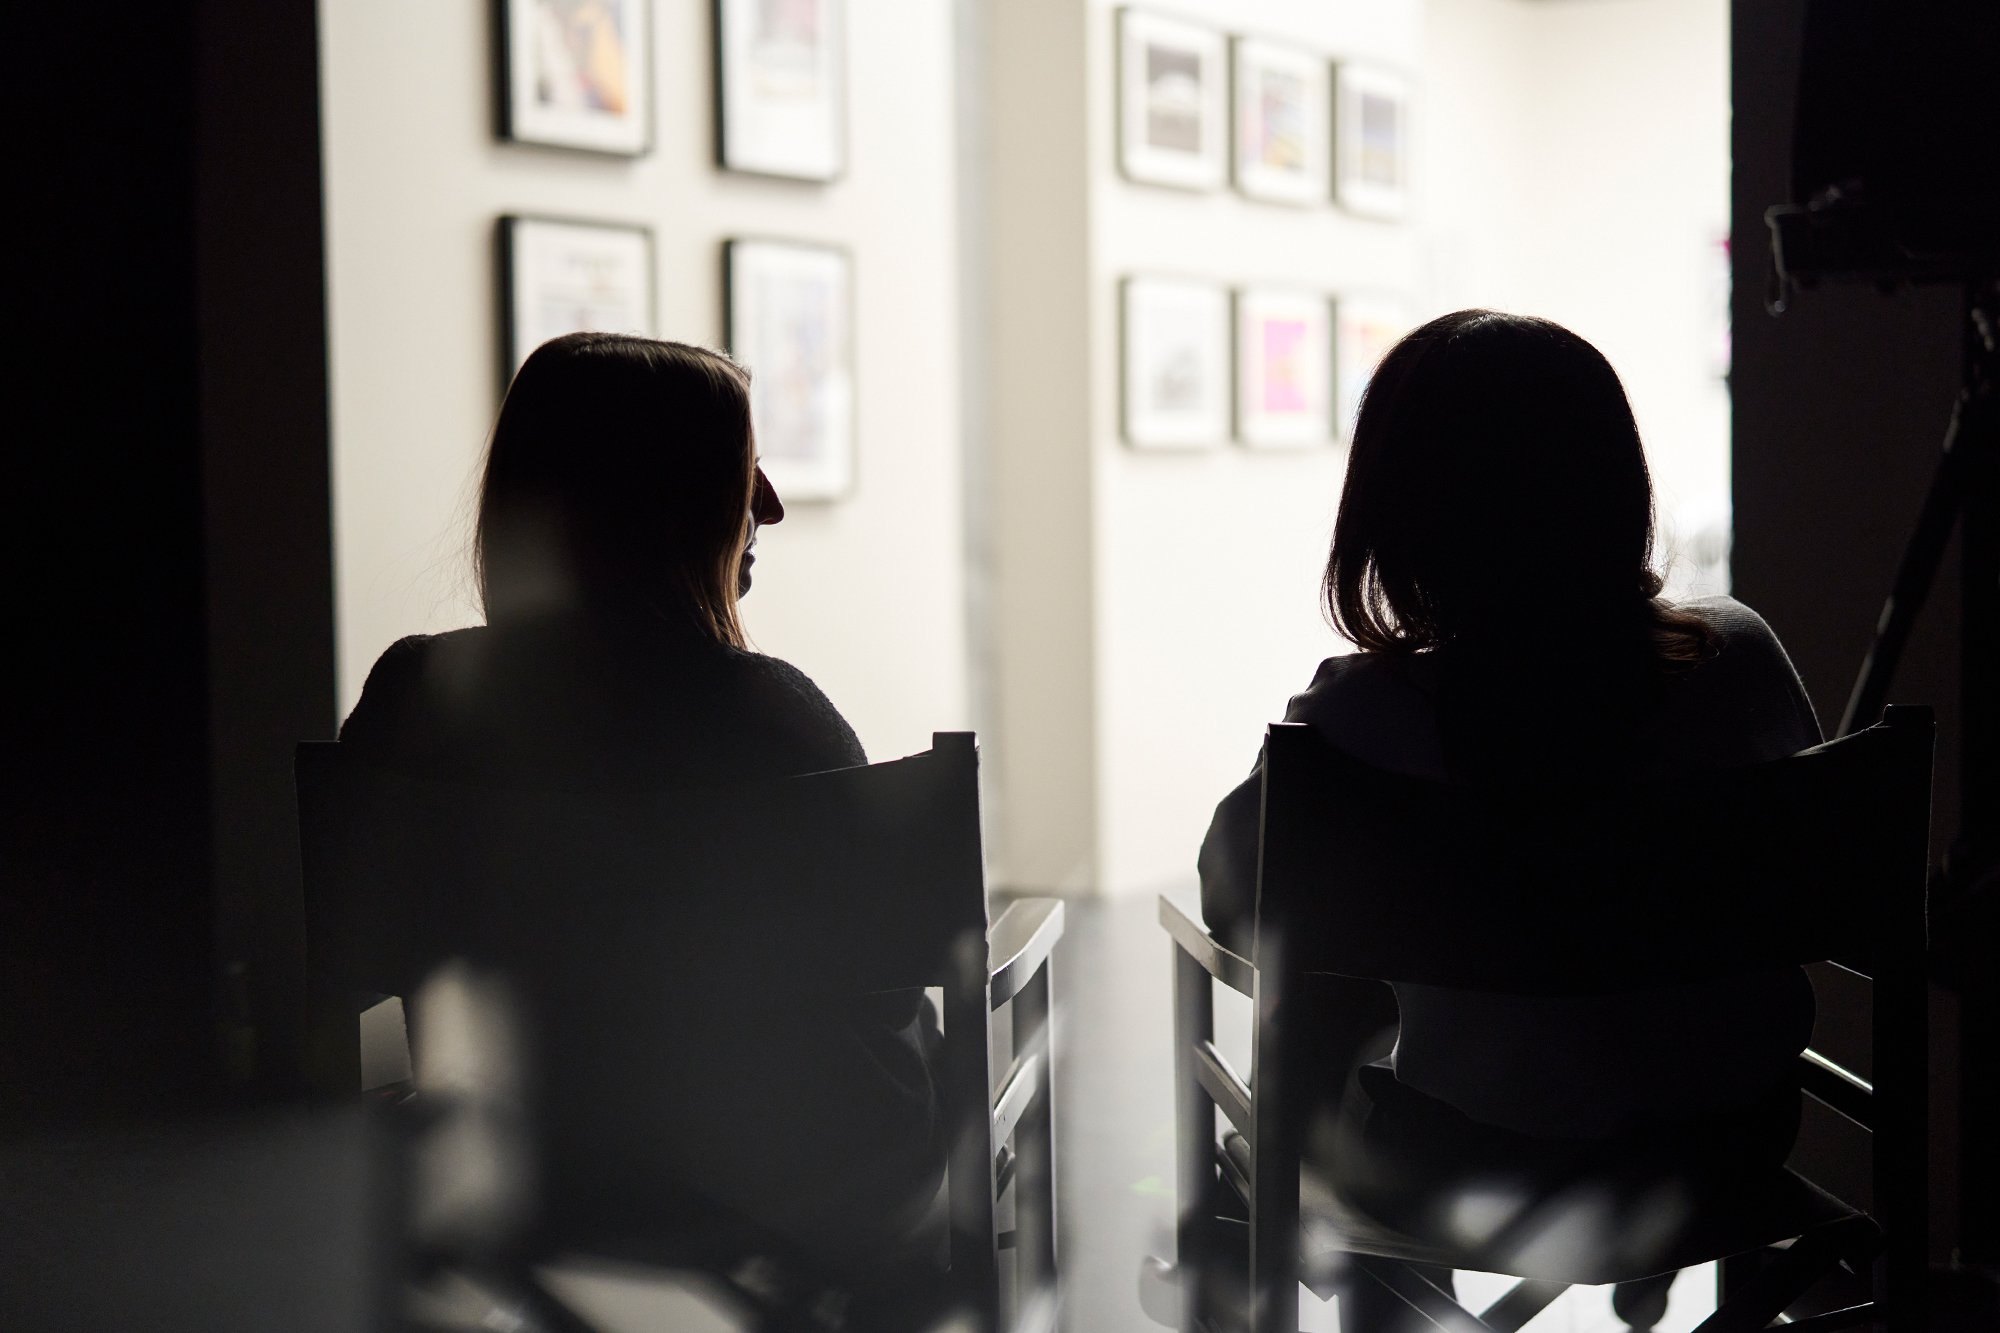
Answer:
[1798,1048,1873,1131]
[1157,896,1254,997]
[989,898,1066,1010]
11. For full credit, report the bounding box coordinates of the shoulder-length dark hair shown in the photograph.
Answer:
[475,332,755,647]
[1325,309,1709,666]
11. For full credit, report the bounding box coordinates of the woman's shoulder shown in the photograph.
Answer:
[1287,650,1449,778]
[1668,594,1824,756]
[1683,594,1783,647]
[1679,595,1807,686]
[340,628,485,741]
[728,650,868,767]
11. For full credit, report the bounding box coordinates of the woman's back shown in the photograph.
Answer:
[339,613,863,791]
[341,614,946,1264]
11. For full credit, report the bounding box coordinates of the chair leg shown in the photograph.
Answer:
[1012,964,1059,1329]
[1698,1218,1880,1333]
[1479,1278,1567,1333]
[1611,1273,1676,1330]
[1173,946,1219,1333]
[1351,1256,1488,1333]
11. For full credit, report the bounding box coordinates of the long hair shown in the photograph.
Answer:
[1323,310,1712,772]
[475,333,755,648]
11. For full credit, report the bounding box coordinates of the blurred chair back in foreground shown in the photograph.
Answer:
[298,732,1063,1333]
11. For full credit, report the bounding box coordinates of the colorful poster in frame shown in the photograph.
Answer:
[724,238,855,501]
[1121,275,1231,449]
[497,0,653,155]
[1231,37,1331,206]
[714,0,846,181]
[1235,287,1333,448]
[1334,63,1411,219]
[1333,295,1414,441]
[498,215,656,381]
[1117,8,1228,191]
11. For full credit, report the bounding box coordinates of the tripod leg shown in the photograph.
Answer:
[1838,389,1981,736]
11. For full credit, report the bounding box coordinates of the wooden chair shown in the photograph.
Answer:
[1153,707,1934,1333]
[296,731,1063,1333]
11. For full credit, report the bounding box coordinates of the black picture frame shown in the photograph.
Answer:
[494,0,654,156]
[722,236,857,500]
[712,0,847,182]
[497,214,657,390]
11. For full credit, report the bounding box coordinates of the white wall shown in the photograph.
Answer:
[320,0,970,762]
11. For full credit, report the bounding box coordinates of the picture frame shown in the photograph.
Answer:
[714,0,847,182]
[1116,8,1228,192]
[1333,295,1414,442]
[498,215,656,383]
[496,0,653,155]
[1231,37,1331,206]
[724,238,856,501]
[1235,287,1333,448]
[1121,275,1231,450]
[1334,63,1411,219]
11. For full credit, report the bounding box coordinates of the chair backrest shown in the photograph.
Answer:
[295,732,988,1079]
[1253,706,1935,995]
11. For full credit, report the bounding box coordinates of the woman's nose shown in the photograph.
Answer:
[753,466,786,526]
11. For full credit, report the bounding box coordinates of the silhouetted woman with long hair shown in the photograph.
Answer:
[1200,310,1821,1327]
[341,333,943,1284]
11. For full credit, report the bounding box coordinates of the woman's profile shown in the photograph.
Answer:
[1199,309,1822,1325]
[339,332,944,1280]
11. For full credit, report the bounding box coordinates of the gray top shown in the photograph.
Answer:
[1199,596,1824,1137]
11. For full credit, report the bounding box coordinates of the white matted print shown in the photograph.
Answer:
[1334,64,1411,219]
[1121,276,1230,449]
[1334,296,1414,441]
[1235,288,1333,448]
[1232,38,1330,205]
[499,0,652,155]
[725,239,855,501]
[500,216,655,378]
[715,0,846,181]
[1117,8,1227,191]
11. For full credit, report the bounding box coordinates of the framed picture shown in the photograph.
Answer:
[1121,276,1230,449]
[724,239,855,501]
[1235,287,1333,448]
[714,0,846,181]
[499,215,656,381]
[1117,8,1227,191]
[1334,63,1411,218]
[1231,37,1331,205]
[496,0,653,155]
[1333,296,1414,441]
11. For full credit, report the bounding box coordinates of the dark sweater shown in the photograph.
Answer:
[341,613,943,1267]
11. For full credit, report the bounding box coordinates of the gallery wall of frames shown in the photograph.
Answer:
[319,0,969,762]
[1112,7,1417,452]
[493,0,856,503]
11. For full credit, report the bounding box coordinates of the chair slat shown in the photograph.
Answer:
[1194,1041,1252,1143]
[991,1050,1042,1150]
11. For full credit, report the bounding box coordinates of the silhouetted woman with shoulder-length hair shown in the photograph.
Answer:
[341,332,944,1286]
[474,333,772,640]
[1201,310,1822,1329]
